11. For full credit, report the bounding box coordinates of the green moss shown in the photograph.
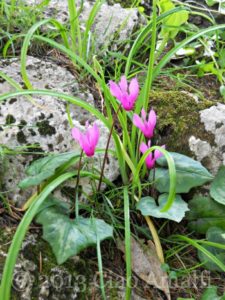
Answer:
[36,120,56,136]
[150,90,215,155]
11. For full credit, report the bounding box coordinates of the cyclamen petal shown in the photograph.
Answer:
[133,114,145,132]
[128,78,139,102]
[71,123,100,157]
[154,145,165,160]
[133,108,157,139]
[90,123,100,147]
[71,128,81,143]
[109,81,122,101]
[141,108,146,119]
[140,142,148,154]
[109,76,139,111]
[119,75,128,92]
[146,155,155,169]
[140,142,165,169]
[148,109,157,128]
[80,133,92,155]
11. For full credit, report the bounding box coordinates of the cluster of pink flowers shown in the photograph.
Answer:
[71,75,164,169]
[109,75,164,169]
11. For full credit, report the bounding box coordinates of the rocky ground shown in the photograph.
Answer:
[1,0,225,299]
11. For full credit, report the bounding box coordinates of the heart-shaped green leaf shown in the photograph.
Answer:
[151,152,213,193]
[198,227,225,272]
[187,195,225,234]
[19,151,79,189]
[210,166,225,205]
[136,194,189,222]
[36,202,113,264]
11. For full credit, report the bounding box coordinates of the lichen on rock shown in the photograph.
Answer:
[0,56,119,206]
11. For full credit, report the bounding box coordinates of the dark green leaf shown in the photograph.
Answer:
[19,151,79,189]
[36,195,70,215]
[210,166,225,205]
[198,227,225,272]
[187,195,225,234]
[36,203,113,264]
[152,152,213,193]
[200,285,225,300]
[137,194,189,222]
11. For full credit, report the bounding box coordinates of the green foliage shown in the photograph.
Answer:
[205,0,217,5]
[187,195,225,234]
[210,166,225,205]
[19,151,79,189]
[198,227,225,272]
[151,152,213,193]
[200,285,225,300]
[1,0,225,298]
[137,194,189,222]
[157,0,189,39]
[218,48,225,69]
[220,85,225,99]
[197,60,224,83]
[36,198,113,264]
[205,0,225,13]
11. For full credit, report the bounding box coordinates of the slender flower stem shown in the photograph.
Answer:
[134,195,164,264]
[135,132,142,162]
[151,165,158,205]
[145,216,165,264]
[97,104,121,192]
[75,149,83,218]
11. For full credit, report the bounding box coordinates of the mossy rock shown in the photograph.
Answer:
[150,90,214,155]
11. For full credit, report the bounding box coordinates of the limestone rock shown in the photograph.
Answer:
[189,103,225,175]
[0,56,119,206]
[25,0,140,50]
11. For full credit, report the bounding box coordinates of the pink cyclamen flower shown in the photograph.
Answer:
[140,141,165,169]
[71,122,100,157]
[133,108,157,139]
[109,75,139,111]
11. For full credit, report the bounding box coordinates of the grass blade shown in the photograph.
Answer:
[20,18,69,89]
[124,186,132,300]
